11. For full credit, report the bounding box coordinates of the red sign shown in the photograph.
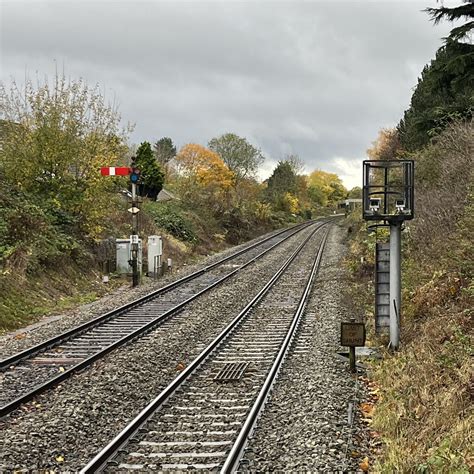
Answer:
[100,167,131,176]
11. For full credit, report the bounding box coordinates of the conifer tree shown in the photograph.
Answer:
[153,137,176,165]
[134,141,165,200]
[426,0,474,41]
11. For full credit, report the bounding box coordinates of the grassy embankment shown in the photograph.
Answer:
[0,190,308,334]
[1,77,345,334]
[346,122,473,472]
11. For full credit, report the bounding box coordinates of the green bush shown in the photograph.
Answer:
[221,208,252,244]
[0,184,85,273]
[144,202,197,243]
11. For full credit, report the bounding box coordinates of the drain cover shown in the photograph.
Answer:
[214,362,250,382]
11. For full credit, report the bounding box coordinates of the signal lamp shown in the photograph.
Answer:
[130,168,140,183]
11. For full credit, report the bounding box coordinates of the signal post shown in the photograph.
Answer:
[101,164,141,288]
[129,165,141,287]
[362,160,414,350]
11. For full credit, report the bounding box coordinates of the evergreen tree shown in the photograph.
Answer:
[134,141,165,200]
[153,137,176,166]
[398,41,473,151]
[398,2,474,151]
[265,161,298,206]
[426,0,474,41]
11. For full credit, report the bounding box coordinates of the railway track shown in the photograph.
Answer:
[0,221,319,418]
[81,220,329,473]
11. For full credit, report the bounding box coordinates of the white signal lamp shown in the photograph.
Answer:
[369,198,381,213]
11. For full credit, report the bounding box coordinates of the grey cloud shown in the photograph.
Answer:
[1,0,453,185]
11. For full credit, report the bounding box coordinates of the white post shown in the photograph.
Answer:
[389,222,401,349]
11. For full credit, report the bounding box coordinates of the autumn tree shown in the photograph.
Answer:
[134,141,165,200]
[0,75,130,239]
[307,185,326,207]
[287,155,313,216]
[307,170,347,207]
[347,186,362,199]
[208,133,264,180]
[175,143,234,213]
[367,128,401,161]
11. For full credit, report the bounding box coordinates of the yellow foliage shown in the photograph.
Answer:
[359,457,370,472]
[282,192,299,214]
[0,77,130,241]
[176,143,234,190]
[308,170,346,206]
[366,128,401,161]
[308,170,341,192]
[254,202,272,222]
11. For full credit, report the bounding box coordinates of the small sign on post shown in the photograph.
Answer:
[341,319,366,373]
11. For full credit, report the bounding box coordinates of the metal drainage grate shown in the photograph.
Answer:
[214,362,250,382]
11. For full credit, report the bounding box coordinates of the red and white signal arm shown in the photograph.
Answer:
[100,167,131,176]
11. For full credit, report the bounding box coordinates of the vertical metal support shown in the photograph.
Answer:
[389,222,401,349]
[363,164,370,213]
[131,182,139,287]
[375,242,390,334]
[153,254,161,278]
[349,346,356,373]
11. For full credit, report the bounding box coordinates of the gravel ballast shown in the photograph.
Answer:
[0,224,318,471]
[105,226,327,471]
[242,223,368,472]
[0,225,293,359]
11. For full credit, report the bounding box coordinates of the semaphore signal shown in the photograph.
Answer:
[100,167,132,176]
[100,163,141,287]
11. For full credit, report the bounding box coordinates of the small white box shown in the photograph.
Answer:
[148,235,163,274]
[116,238,142,274]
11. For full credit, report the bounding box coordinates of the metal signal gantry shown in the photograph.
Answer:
[362,160,414,350]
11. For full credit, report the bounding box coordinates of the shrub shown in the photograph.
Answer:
[0,183,84,275]
[144,202,197,243]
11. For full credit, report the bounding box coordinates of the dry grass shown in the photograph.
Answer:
[373,294,473,472]
[0,262,121,332]
[346,122,473,472]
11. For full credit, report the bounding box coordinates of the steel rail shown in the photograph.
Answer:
[221,228,329,473]
[0,221,309,371]
[80,221,329,473]
[0,221,318,418]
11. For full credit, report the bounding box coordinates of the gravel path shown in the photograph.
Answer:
[0,224,317,472]
[0,225,290,359]
[242,223,368,472]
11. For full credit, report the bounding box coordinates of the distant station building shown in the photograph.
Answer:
[338,198,362,212]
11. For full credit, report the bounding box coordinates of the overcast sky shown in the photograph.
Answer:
[0,0,455,188]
